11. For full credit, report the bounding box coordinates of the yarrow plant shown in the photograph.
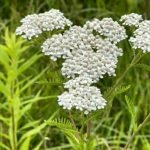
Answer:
[16,9,150,149]
[16,10,150,114]
[40,24,126,114]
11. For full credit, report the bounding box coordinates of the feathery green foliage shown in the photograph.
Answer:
[0,30,58,149]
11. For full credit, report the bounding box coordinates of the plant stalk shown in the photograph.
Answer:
[105,51,143,99]
[86,120,91,140]
[11,107,17,150]
[68,111,77,130]
[68,111,81,140]
[124,113,150,150]
[10,81,17,150]
[103,51,144,120]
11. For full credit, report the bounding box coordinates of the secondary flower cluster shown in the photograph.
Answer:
[16,9,72,39]
[120,13,143,27]
[120,13,150,52]
[129,20,150,52]
[84,18,127,44]
[16,10,150,114]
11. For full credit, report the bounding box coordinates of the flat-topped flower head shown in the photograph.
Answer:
[41,26,95,60]
[129,20,150,52]
[16,14,42,40]
[38,9,72,31]
[41,33,72,61]
[16,9,72,39]
[84,18,127,43]
[58,86,106,114]
[120,13,143,27]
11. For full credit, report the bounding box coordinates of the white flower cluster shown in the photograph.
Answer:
[41,33,70,61]
[129,20,150,52]
[16,9,72,39]
[84,18,127,43]
[120,13,150,52]
[120,13,143,27]
[58,86,106,114]
[42,25,126,113]
[40,16,128,114]
[42,26,123,80]
[42,26,95,61]
[61,37,123,80]
[18,10,150,114]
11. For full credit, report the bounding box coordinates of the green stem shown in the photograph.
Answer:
[79,112,85,135]
[105,51,143,99]
[86,120,91,140]
[11,107,17,150]
[10,81,17,150]
[103,51,144,119]
[68,111,81,140]
[124,113,150,150]
[68,111,77,130]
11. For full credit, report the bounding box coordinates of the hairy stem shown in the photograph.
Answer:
[124,113,150,150]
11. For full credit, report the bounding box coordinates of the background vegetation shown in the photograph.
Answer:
[0,0,150,149]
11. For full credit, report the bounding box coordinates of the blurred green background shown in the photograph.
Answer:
[0,0,150,31]
[0,0,150,149]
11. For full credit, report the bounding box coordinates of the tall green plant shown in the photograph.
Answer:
[0,30,57,150]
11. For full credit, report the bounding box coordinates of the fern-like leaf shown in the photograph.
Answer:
[46,118,79,146]
[104,85,131,99]
[111,85,131,98]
